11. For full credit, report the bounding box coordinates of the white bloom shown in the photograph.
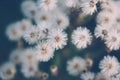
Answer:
[47,29,68,50]
[96,10,116,27]
[9,49,23,65]
[21,0,38,19]
[34,10,53,24]
[23,26,41,44]
[38,0,57,11]
[20,48,38,65]
[0,62,16,80]
[94,25,111,39]
[99,55,120,77]
[65,0,80,8]
[81,0,98,15]
[53,10,69,30]
[80,72,95,80]
[95,72,111,80]
[98,0,112,3]
[37,23,52,39]
[35,42,55,62]
[100,1,119,18]
[71,27,92,49]
[21,63,38,78]
[67,57,87,76]
[104,29,120,51]
[19,19,32,34]
[6,22,23,41]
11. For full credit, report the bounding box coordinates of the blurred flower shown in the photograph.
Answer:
[95,72,110,80]
[21,0,37,19]
[80,71,95,80]
[105,29,120,51]
[21,63,38,78]
[67,57,87,76]
[6,22,23,41]
[52,10,69,30]
[38,0,58,11]
[9,49,23,65]
[50,65,58,76]
[0,62,16,80]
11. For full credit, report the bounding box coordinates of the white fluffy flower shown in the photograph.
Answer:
[9,49,23,65]
[35,42,55,62]
[34,10,53,24]
[53,10,69,30]
[67,57,87,76]
[23,26,41,44]
[21,0,38,19]
[94,25,111,39]
[20,48,38,65]
[96,10,116,27]
[6,22,23,41]
[65,0,79,8]
[47,29,68,50]
[98,0,112,3]
[19,19,32,34]
[81,0,98,15]
[0,62,16,80]
[21,63,38,78]
[38,0,57,11]
[99,55,120,77]
[104,29,120,51]
[71,27,92,49]
[95,72,111,80]
[100,1,118,18]
[80,72,95,80]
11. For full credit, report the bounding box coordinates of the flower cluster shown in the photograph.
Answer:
[1,0,120,80]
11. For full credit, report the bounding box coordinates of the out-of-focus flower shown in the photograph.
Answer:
[96,10,116,27]
[67,57,87,76]
[71,27,92,49]
[21,63,38,78]
[50,65,58,76]
[52,10,69,30]
[6,22,23,41]
[37,0,58,11]
[105,29,120,51]
[21,0,38,19]
[47,29,68,50]
[9,49,23,65]
[99,55,120,77]
[95,72,110,80]
[19,19,32,35]
[34,10,53,24]
[80,71,95,80]
[20,48,38,65]
[0,62,16,80]
[65,0,80,8]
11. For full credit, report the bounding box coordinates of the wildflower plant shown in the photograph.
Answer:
[1,0,120,80]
